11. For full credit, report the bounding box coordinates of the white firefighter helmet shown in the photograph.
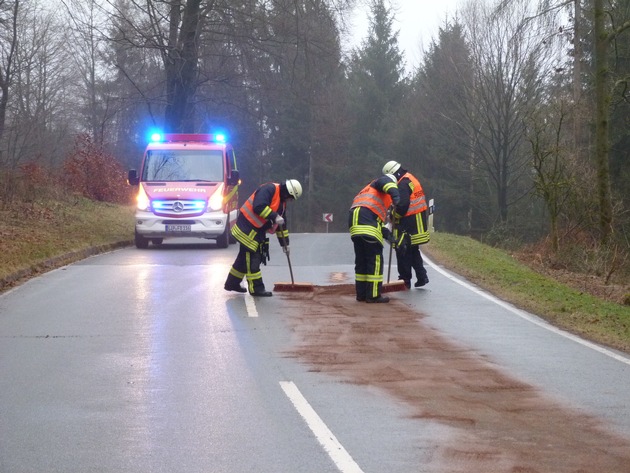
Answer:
[382,160,401,175]
[285,179,303,199]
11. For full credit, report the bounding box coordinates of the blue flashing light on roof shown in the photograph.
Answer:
[146,131,229,144]
[147,130,165,142]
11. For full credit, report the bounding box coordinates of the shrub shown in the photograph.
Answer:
[483,222,523,251]
[63,134,133,205]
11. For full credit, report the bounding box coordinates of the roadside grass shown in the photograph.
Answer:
[424,232,630,354]
[1,197,629,355]
[0,198,133,286]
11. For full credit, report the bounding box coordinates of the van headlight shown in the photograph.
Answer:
[136,186,150,211]
[208,184,224,211]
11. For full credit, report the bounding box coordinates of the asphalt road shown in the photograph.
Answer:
[0,233,629,472]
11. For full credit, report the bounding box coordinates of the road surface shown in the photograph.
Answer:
[1,233,629,472]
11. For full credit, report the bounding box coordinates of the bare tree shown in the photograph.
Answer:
[540,0,630,243]
[0,0,84,202]
[105,0,212,132]
[527,98,573,251]
[10,2,74,168]
[0,0,19,144]
[460,0,559,225]
[61,0,118,144]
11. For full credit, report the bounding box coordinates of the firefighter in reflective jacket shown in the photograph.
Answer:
[382,161,430,288]
[348,174,402,303]
[224,179,302,297]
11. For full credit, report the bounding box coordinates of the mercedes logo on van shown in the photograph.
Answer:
[173,201,184,212]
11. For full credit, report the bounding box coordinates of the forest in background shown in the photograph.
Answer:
[0,0,628,282]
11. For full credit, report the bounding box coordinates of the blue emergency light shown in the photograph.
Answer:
[152,200,206,211]
[146,130,227,144]
[149,131,227,143]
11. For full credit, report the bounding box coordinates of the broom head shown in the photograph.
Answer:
[382,281,408,293]
[273,282,315,292]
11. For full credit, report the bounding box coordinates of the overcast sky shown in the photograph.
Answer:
[348,0,463,72]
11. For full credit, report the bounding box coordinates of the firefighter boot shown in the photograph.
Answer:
[251,289,273,297]
[224,274,247,293]
[355,281,366,302]
[250,278,272,297]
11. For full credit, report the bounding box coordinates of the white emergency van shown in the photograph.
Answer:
[127,133,240,249]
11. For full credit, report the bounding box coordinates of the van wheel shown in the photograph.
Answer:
[152,238,163,245]
[216,223,229,249]
[135,230,149,249]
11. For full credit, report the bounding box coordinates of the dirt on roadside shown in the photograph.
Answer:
[281,284,630,473]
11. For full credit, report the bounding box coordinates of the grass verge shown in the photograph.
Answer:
[424,232,630,354]
[0,198,134,289]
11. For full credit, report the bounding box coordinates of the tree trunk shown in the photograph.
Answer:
[0,0,18,143]
[593,0,614,243]
[573,0,585,163]
[164,0,202,132]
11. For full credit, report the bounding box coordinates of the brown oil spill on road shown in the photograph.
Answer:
[280,285,630,473]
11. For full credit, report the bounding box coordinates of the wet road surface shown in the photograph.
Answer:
[1,233,629,472]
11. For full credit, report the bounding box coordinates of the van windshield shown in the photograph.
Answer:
[142,150,224,182]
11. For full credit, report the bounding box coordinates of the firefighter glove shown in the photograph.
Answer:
[382,227,395,245]
[274,215,285,226]
[260,238,270,265]
[397,231,411,254]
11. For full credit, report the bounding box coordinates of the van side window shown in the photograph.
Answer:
[227,149,237,172]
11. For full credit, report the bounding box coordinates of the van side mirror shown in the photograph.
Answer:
[228,170,240,186]
[127,169,139,186]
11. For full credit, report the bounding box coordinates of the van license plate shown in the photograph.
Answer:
[165,224,191,232]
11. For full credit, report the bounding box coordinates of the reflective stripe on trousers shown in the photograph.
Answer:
[226,243,265,293]
[352,236,384,300]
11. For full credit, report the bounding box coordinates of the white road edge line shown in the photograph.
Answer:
[245,295,258,318]
[280,381,365,473]
[425,256,630,366]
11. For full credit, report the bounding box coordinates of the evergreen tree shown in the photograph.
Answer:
[346,0,405,184]
[590,0,630,242]
[606,0,630,234]
[239,0,348,230]
[411,22,479,235]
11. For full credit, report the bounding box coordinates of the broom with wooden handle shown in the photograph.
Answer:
[273,223,315,292]
[383,214,408,293]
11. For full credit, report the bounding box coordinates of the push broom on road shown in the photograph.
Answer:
[272,225,407,294]
[273,225,315,293]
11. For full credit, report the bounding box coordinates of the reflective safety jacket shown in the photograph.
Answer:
[350,176,399,221]
[232,182,288,251]
[241,183,282,228]
[349,175,401,243]
[395,172,430,245]
[399,172,427,216]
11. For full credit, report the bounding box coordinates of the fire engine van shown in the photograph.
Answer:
[127,133,240,249]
